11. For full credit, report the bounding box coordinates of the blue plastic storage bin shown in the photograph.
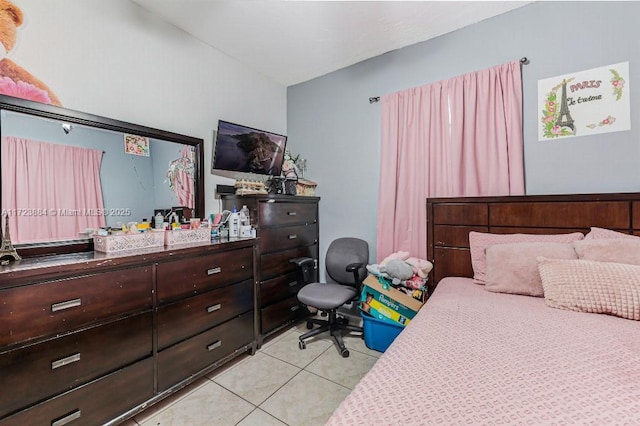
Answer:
[361,312,404,352]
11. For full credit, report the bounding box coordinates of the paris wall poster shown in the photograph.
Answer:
[538,62,630,141]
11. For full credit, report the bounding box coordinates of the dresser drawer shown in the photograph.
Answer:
[259,224,317,254]
[0,312,151,419]
[261,295,307,333]
[260,245,318,280]
[157,279,254,350]
[259,202,317,227]
[260,271,306,306]
[0,267,152,347]
[0,357,153,426]
[157,247,253,303]
[157,311,254,391]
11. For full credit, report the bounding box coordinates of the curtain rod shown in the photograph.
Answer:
[369,57,529,104]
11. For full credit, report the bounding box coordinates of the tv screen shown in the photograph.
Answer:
[212,120,287,176]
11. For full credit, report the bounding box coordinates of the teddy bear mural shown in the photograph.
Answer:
[0,0,61,106]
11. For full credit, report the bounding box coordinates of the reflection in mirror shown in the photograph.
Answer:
[0,102,203,250]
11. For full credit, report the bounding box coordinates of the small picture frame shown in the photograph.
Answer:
[124,134,150,157]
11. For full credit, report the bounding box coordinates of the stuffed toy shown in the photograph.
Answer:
[405,257,433,279]
[379,259,414,285]
[368,252,433,289]
[366,263,382,276]
[0,0,61,105]
[368,251,408,278]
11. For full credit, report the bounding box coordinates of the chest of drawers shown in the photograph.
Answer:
[155,248,255,392]
[0,240,256,425]
[223,195,319,344]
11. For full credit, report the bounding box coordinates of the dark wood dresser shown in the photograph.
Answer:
[0,240,257,425]
[222,194,319,345]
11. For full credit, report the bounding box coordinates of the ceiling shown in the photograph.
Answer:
[132,1,531,87]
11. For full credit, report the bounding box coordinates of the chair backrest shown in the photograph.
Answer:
[325,237,369,286]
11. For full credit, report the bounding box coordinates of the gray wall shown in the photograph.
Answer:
[287,1,640,269]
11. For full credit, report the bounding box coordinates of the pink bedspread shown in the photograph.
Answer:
[328,277,640,425]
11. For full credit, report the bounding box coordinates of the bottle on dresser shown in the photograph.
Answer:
[239,205,254,238]
[229,206,240,238]
[239,205,250,226]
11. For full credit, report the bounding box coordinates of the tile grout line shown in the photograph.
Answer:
[134,324,377,425]
[302,368,357,392]
[212,343,332,423]
[133,377,216,424]
[252,344,334,405]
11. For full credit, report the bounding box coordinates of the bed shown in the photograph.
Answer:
[327,193,640,425]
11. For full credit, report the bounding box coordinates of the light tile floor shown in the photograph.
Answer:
[126,320,381,426]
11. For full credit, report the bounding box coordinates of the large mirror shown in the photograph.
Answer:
[0,95,204,256]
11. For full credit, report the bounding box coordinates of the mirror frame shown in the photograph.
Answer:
[0,94,205,257]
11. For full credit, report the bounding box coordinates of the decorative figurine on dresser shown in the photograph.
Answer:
[222,194,320,345]
[0,213,21,264]
[0,94,257,425]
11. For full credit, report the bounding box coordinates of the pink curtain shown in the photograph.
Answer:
[376,61,525,261]
[1,136,106,244]
[167,147,195,209]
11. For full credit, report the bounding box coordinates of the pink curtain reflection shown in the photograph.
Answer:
[175,168,194,209]
[1,136,105,244]
[376,61,525,262]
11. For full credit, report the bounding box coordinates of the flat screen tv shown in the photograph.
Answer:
[212,120,287,176]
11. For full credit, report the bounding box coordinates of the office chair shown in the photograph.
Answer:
[290,237,369,358]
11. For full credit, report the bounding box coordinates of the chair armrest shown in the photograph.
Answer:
[290,257,316,285]
[345,262,365,273]
[346,262,367,292]
[289,257,314,268]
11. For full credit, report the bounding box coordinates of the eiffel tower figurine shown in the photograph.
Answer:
[555,79,575,133]
[0,213,21,264]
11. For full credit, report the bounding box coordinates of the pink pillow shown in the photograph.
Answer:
[469,231,584,284]
[485,242,577,297]
[573,239,640,266]
[538,257,640,321]
[584,227,638,240]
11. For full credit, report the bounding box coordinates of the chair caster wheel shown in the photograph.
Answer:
[341,349,349,358]
[337,317,348,325]
[306,321,313,330]
[299,341,306,350]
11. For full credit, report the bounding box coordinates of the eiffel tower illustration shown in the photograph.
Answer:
[0,213,21,263]
[555,79,575,133]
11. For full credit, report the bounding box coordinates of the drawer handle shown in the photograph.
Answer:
[51,298,81,313]
[52,410,81,426]
[288,234,297,240]
[207,267,222,276]
[287,211,297,216]
[291,305,300,312]
[288,281,298,287]
[51,353,81,370]
[207,303,222,313]
[207,340,222,351]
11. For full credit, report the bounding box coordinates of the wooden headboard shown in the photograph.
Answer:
[426,192,640,284]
